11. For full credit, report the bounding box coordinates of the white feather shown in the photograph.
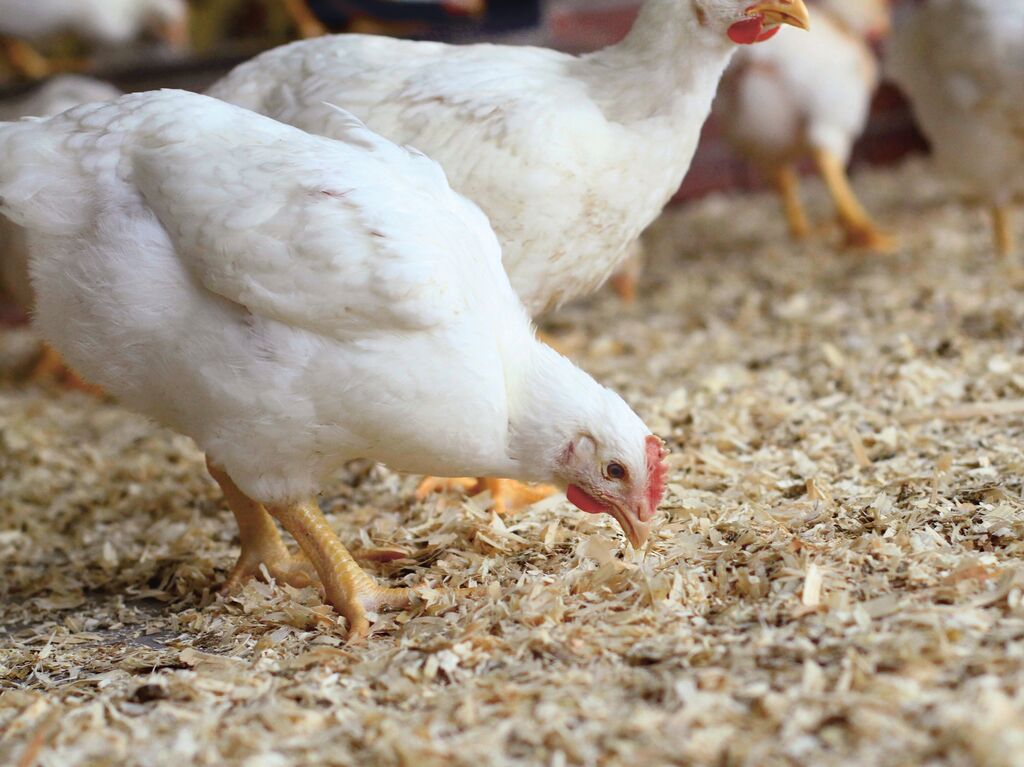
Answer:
[207,0,761,315]
[0,90,653,506]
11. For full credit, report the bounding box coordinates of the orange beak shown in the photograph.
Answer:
[746,0,811,31]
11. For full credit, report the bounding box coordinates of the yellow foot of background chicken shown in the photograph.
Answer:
[841,224,898,254]
[416,476,557,514]
[26,344,106,397]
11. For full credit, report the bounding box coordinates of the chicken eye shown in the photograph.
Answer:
[605,462,627,481]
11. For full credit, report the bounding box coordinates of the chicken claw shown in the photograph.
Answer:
[812,148,897,254]
[266,498,416,640]
[208,461,317,592]
[26,344,105,397]
[417,476,556,515]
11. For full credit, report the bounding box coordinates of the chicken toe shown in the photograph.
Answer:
[208,461,317,592]
[266,498,415,640]
[813,148,896,254]
[417,475,556,515]
[26,344,105,397]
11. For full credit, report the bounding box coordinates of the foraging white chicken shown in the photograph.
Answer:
[0,90,668,638]
[887,0,1024,258]
[0,75,120,389]
[0,0,189,79]
[207,0,809,510]
[715,0,893,250]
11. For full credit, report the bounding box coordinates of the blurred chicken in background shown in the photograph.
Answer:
[0,0,189,79]
[715,0,894,252]
[0,74,120,390]
[887,0,1024,259]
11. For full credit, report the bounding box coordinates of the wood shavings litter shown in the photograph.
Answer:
[2,159,1024,766]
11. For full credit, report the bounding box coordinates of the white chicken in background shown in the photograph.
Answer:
[714,0,893,251]
[0,75,121,389]
[0,90,668,638]
[887,0,1024,259]
[0,0,189,79]
[207,0,810,511]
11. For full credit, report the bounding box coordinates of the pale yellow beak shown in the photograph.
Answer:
[746,0,811,31]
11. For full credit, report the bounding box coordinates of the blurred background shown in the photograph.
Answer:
[0,0,925,324]
[0,0,926,197]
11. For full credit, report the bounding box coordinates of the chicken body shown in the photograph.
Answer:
[207,0,808,514]
[1,76,122,314]
[0,91,666,637]
[715,0,892,250]
[887,0,1024,258]
[208,0,809,317]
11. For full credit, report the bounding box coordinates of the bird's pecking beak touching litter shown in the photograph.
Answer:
[729,0,810,44]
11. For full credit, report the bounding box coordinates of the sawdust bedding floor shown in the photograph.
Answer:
[2,159,1024,767]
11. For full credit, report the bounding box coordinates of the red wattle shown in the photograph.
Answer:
[566,485,609,515]
[756,25,780,42]
[728,16,766,44]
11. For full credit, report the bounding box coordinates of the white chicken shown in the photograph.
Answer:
[0,75,120,389]
[0,0,189,79]
[715,0,893,251]
[887,0,1024,258]
[207,0,809,511]
[0,90,668,638]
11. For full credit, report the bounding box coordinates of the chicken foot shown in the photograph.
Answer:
[208,461,318,593]
[992,205,1016,259]
[26,344,106,396]
[416,476,556,515]
[266,497,416,640]
[775,164,811,240]
[813,148,896,253]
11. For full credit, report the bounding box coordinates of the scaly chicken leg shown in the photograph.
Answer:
[812,148,896,253]
[208,461,317,592]
[266,498,416,639]
[416,476,556,515]
[1,38,50,79]
[775,164,811,240]
[280,0,327,38]
[992,205,1016,259]
[27,344,105,396]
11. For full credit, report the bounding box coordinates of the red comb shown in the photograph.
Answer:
[644,435,669,521]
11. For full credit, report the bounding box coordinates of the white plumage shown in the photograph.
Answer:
[208,0,809,316]
[0,90,665,561]
[715,0,892,249]
[887,0,1024,257]
[0,76,122,314]
[0,0,187,45]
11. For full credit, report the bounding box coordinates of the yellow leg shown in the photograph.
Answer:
[266,498,415,639]
[207,461,317,593]
[812,148,896,253]
[1,38,50,79]
[26,344,105,397]
[775,164,811,240]
[281,0,328,38]
[992,205,1015,259]
[416,475,556,515]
